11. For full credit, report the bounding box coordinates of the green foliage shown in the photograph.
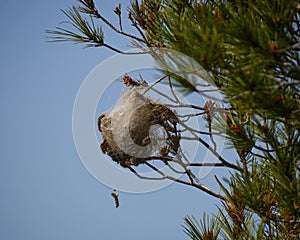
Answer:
[46,7,104,47]
[183,214,221,240]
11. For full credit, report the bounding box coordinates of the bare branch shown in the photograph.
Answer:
[168,76,180,103]
[128,10,150,46]
[166,103,206,111]
[92,9,147,44]
[181,136,240,171]
[102,43,148,54]
[188,162,226,167]
[144,162,226,200]
[142,75,168,94]
[128,166,166,180]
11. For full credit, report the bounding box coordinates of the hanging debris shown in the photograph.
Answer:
[98,88,180,167]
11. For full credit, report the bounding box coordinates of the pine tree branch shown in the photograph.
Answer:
[113,3,123,32]
[128,166,166,180]
[102,43,148,54]
[181,136,240,171]
[144,162,226,200]
[127,10,150,47]
[91,8,147,44]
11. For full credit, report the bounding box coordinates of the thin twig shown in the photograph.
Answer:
[147,86,179,104]
[144,162,225,200]
[207,121,217,151]
[93,10,147,44]
[102,43,148,54]
[129,17,150,47]
[177,112,206,118]
[178,118,224,137]
[128,166,166,180]
[168,76,180,103]
[165,155,201,185]
[249,151,268,160]
[176,147,192,165]
[143,75,168,94]
[188,162,226,167]
[181,136,240,171]
[253,144,276,152]
[165,162,186,174]
[166,103,206,110]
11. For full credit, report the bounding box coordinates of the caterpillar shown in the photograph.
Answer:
[111,190,119,208]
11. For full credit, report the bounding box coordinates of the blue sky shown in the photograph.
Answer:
[0,1,233,239]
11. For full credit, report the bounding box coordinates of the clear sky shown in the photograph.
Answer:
[0,1,232,239]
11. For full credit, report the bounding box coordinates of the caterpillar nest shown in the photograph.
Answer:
[98,88,180,168]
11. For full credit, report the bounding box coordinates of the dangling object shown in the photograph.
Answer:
[98,88,180,167]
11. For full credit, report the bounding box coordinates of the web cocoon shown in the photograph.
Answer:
[99,88,180,167]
